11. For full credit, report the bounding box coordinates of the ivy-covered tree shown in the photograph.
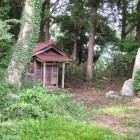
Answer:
[7,0,44,86]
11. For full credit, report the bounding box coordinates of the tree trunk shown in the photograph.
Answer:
[39,0,50,42]
[132,48,140,79]
[87,28,95,79]
[78,45,83,66]
[39,1,47,42]
[72,40,77,62]
[136,0,140,41]
[39,20,45,42]
[7,0,43,86]
[121,0,127,40]
[45,21,50,42]
[87,6,96,79]
[132,0,140,79]
[45,0,50,42]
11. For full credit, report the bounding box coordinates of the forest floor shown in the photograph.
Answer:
[65,79,140,136]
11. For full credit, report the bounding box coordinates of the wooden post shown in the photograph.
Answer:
[62,62,65,88]
[43,62,46,87]
[56,65,59,88]
[34,59,37,80]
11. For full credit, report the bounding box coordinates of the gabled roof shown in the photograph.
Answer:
[33,40,66,55]
[36,54,72,62]
[33,40,72,62]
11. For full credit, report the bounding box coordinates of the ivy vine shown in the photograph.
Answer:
[7,0,44,86]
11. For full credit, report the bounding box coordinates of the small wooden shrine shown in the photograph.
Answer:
[24,40,72,88]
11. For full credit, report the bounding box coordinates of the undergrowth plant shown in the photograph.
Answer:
[133,69,140,96]
[1,86,86,121]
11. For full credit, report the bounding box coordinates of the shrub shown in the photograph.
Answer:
[22,80,41,89]
[65,63,87,82]
[0,82,18,121]
[106,55,132,79]
[0,82,18,107]
[133,69,140,96]
[5,86,86,120]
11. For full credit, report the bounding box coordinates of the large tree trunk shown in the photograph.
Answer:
[7,0,43,86]
[132,48,140,79]
[132,0,140,79]
[39,0,50,42]
[87,6,96,79]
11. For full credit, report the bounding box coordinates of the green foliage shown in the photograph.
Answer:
[116,40,139,61]
[0,82,18,121]
[22,80,41,89]
[0,123,21,140]
[0,20,12,42]
[133,69,140,95]
[0,1,11,20]
[65,63,87,85]
[107,56,132,79]
[0,20,13,81]
[93,59,108,79]
[0,20,13,60]
[3,86,86,120]
[96,84,106,91]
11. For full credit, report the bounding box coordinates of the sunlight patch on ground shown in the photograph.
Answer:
[93,106,138,118]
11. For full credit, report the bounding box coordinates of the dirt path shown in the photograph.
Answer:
[66,80,140,135]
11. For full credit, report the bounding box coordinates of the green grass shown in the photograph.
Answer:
[93,106,137,117]
[1,84,140,140]
[20,116,121,140]
[1,117,140,140]
[124,119,140,128]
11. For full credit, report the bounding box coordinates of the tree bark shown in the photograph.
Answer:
[39,0,50,42]
[39,20,45,42]
[72,40,77,62]
[121,0,127,40]
[45,21,50,42]
[87,6,96,79]
[7,0,43,86]
[45,0,50,42]
[87,28,96,79]
[136,0,140,41]
[39,1,47,42]
[132,0,140,79]
[132,48,140,79]
[78,45,83,66]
